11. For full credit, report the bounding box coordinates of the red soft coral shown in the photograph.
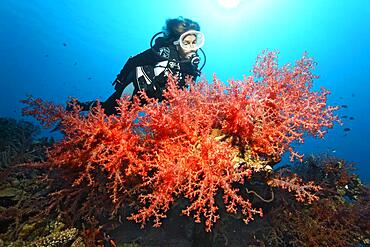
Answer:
[220,51,338,160]
[22,96,147,204]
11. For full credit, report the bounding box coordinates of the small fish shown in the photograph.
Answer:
[63,42,67,47]
[351,93,355,97]
[341,115,348,119]
[343,128,351,132]
[73,62,78,66]
[87,77,92,80]
[341,105,348,108]
[349,117,355,120]
[44,54,49,57]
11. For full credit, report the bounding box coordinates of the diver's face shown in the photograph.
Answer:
[178,34,198,59]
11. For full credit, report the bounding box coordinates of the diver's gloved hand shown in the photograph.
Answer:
[66,100,97,112]
[113,78,125,91]
[53,100,96,133]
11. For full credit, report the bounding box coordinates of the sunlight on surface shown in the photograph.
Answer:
[218,0,241,9]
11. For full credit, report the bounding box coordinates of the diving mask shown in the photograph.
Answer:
[173,30,205,51]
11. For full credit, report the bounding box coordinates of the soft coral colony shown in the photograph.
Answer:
[22,50,338,231]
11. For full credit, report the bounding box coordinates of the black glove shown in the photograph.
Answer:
[66,100,97,112]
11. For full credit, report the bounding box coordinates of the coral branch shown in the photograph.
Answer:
[267,174,322,204]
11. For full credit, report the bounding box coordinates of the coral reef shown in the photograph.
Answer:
[263,155,369,247]
[0,118,83,246]
[1,51,368,246]
[0,117,50,167]
[5,52,370,246]
[7,226,79,247]
[19,51,339,233]
[0,118,51,239]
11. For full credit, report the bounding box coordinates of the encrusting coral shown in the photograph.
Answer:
[20,50,339,233]
[5,219,79,247]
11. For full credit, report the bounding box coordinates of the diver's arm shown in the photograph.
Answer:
[113,48,162,91]
[101,48,164,115]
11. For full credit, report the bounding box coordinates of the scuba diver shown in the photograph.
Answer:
[76,17,206,115]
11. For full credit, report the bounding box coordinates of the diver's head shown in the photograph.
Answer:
[163,17,201,41]
[163,17,205,60]
[174,30,205,61]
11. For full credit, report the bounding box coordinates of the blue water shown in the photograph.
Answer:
[1,0,369,182]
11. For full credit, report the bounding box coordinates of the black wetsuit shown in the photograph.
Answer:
[99,37,200,115]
